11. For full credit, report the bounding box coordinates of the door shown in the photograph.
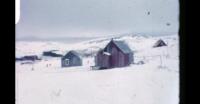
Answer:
[64,59,70,66]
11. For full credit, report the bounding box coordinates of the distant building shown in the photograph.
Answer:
[153,39,167,47]
[61,50,82,67]
[43,50,63,57]
[16,55,41,61]
[95,39,133,69]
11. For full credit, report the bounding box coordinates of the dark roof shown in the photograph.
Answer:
[43,51,63,57]
[112,40,132,54]
[16,55,40,61]
[63,50,81,59]
[153,39,167,47]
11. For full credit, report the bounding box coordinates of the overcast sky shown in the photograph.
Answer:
[16,0,179,41]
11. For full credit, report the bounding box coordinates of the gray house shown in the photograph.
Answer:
[95,39,133,69]
[61,50,82,67]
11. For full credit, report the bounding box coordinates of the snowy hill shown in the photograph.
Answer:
[15,34,179,104]
[16,34,178,58]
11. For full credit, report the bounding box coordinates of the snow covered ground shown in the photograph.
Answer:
[15,34,179,104]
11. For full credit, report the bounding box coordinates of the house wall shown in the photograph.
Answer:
[95,51,110,68]
[70,56,82,66]
[110,45,119,67]
[95,52,102,67]
[118,51,125,67]
[61,53,82,67]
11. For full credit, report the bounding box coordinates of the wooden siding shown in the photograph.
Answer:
[95,40,133,69]
[95,51,110,68]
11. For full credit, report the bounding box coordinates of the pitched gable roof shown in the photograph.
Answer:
[63,50,81,59]
[153,39,167,47]
[112,40,132,54]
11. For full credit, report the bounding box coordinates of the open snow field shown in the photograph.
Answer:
[16,34,179,104]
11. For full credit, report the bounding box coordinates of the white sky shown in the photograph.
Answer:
[16,0,179,40]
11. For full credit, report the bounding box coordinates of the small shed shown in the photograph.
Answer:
[153,39,167,47]
[61,50,82,67]
[95,39,133,69]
